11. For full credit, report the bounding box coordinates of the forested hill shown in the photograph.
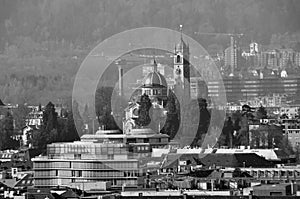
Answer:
[0,0,300,105]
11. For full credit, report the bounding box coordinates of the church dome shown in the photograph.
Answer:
[143,71,168,88]
[142,60,167,88]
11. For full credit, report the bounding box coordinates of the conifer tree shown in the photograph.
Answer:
[136,94,152,127]
[161,92,179,139]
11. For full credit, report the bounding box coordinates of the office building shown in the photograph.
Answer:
[207,76,300,103]
[33,128,171,188]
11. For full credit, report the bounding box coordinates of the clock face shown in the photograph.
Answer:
[133,108,139,117]
[176,67,181,75]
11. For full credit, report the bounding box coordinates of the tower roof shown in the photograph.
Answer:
[176,24,188,51]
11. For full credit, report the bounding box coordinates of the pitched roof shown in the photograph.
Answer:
[14,173,34,188]
[0,179,17,189]
[200,153,274,168]
[60,189,80,198]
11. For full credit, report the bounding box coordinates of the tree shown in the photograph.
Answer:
[0,111,17,149]
[161,92,180,139]
[82,104,90,124]
[59,110,80,142]
[293,42,300,52]
[234,105,255,146]
[43,102,58,131]
[13,103,30,130]
[82,104,91,133]
[72,100,84,135]
[66,111,80,141]
[95,87,118,130]
[221,117,234,148]
[256,105,268,119]
[192,98,211,146]
[135,94,152,127]
[33,102,58,150]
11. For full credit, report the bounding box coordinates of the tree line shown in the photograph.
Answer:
[0,101,81,152]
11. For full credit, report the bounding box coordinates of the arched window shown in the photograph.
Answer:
[176,55,181,63]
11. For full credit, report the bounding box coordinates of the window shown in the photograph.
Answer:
[176,55,181,63]
[74,154,81,159]
[145,90,151,95]
[108,154,114,159]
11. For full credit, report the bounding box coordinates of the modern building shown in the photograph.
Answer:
[33,142,139,188]
[207,76,300,103]
[33,128,171,188]
[224,46,243,75]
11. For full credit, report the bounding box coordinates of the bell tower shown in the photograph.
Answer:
[174,25,190,100]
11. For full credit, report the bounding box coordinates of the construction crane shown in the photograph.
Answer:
[194,32,244,37]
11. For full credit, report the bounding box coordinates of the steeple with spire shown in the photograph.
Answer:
[174,24,190,101]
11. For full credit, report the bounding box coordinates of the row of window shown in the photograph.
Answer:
[287,130,300,134]
[34,178,137,186]
[248,170,300,177]
[47,144,128,155]
[34,161,70,169]
[48,154,129,160]
[35,170,139,178]
[72,161,138,169]
[127,138,168,144]
[34,161,138,169]
[143,89,164,95]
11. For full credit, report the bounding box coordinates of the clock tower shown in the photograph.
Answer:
[174,25,190,101]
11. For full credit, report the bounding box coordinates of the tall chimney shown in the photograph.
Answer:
[118,65,123,97]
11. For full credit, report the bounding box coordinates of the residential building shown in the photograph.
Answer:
[281,118,300,149]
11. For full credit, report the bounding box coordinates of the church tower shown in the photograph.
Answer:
[174,25,190,101]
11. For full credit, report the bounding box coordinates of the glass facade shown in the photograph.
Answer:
[33,142,139,188]
[33,129,172,188]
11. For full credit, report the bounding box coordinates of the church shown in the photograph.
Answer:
[123,30,191,134]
